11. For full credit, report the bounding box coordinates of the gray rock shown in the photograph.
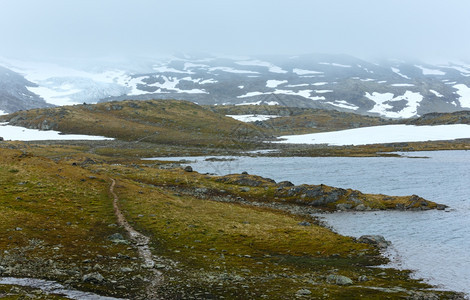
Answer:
[121,267,133,273]
[277,181,294,188]
[358,275,369,282]
[82,272,105,283]
[296,288,312,295]
[184,166,193,172]
[107,233,129,244]
[358,235,391,249]
[240,187,250,192]
[195,188,208,194]
[336,203,353,210]
[326,274,353,285]
[355,204,367,211]
[298,221,311,226]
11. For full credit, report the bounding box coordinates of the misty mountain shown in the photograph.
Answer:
[1,54,470,118]
[0,66,52,114]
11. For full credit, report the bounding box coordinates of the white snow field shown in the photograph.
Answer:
[453,84,470,108]
[226,115,280,122]
[275,124,470,146]
[0,123,113,141]
[365,91,423,118]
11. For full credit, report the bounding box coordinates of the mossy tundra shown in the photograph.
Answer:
[0,142,464,299]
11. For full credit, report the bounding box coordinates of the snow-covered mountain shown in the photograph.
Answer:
[1,54,470,118]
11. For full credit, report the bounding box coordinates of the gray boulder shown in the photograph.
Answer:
[82,272,105,284]
[326,274,353,285]
[358,235,391,249]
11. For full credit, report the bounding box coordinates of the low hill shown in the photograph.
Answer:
[406,110,470,125]
[0,99,267,147]
[210,105,394,134]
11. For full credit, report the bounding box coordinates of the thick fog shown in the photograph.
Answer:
[1,0,470,62]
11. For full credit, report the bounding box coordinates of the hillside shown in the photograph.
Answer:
[210,104,394,134]
[406,110,470,125]
[0,99,267,147]
[0,66,52,114]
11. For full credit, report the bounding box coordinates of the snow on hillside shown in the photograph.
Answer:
[208,67,259,74]
[266,80,287,88]
[453,84,470,108]
[326,100,358,110]
[430,90,444,97]
[366,91,423,118]
[391,67,411,79]
[0,123,113,141]
[293,68,323,75]
[416,65,446,75]
[318,62,351,68]
[2,55,470,118]
[275,124,470,146]
[236,60,287,73]
[226,114,280,122]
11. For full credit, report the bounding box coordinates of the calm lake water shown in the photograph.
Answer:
[148,150,470,295]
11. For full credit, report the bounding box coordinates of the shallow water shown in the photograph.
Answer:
[148,151,470,295]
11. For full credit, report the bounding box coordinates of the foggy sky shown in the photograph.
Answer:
[1,0,470,62]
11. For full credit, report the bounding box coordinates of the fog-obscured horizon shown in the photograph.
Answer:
[1,0,470,63]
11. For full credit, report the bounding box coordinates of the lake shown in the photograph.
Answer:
[147,150,470,295]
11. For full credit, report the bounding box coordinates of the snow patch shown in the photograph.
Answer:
[318,62,351,68]
[209,67,259,74]
[146,76,208,94]
[430,90,443,97]
[326,100,358,110]
[391,83,415,87]
[238,92,266,98]
[237,89,325,101]
[266,80,288,88]
[0,123,113,141]
[416,65,446,75]
[153,66,194,74]
[236,101,262,106]
[0,110,7,115]
[226,114,280,122]
[286,84,309,87]
[235,60,287,73]
[453,84,470,108]
[366,91,423,118]
[314,90,333,94]
[293,68,323,75]
[183,62,210,70]
[275,124,470,146]
[391,67,411,79]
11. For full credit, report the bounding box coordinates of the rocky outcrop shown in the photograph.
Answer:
[358,235,392,249]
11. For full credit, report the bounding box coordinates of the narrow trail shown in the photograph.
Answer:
[109,178,163,296]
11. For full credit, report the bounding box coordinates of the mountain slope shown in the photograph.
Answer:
[2,54,470,118]
[0,66,52,113]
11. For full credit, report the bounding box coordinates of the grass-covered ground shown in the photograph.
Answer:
[0,142,464,299]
